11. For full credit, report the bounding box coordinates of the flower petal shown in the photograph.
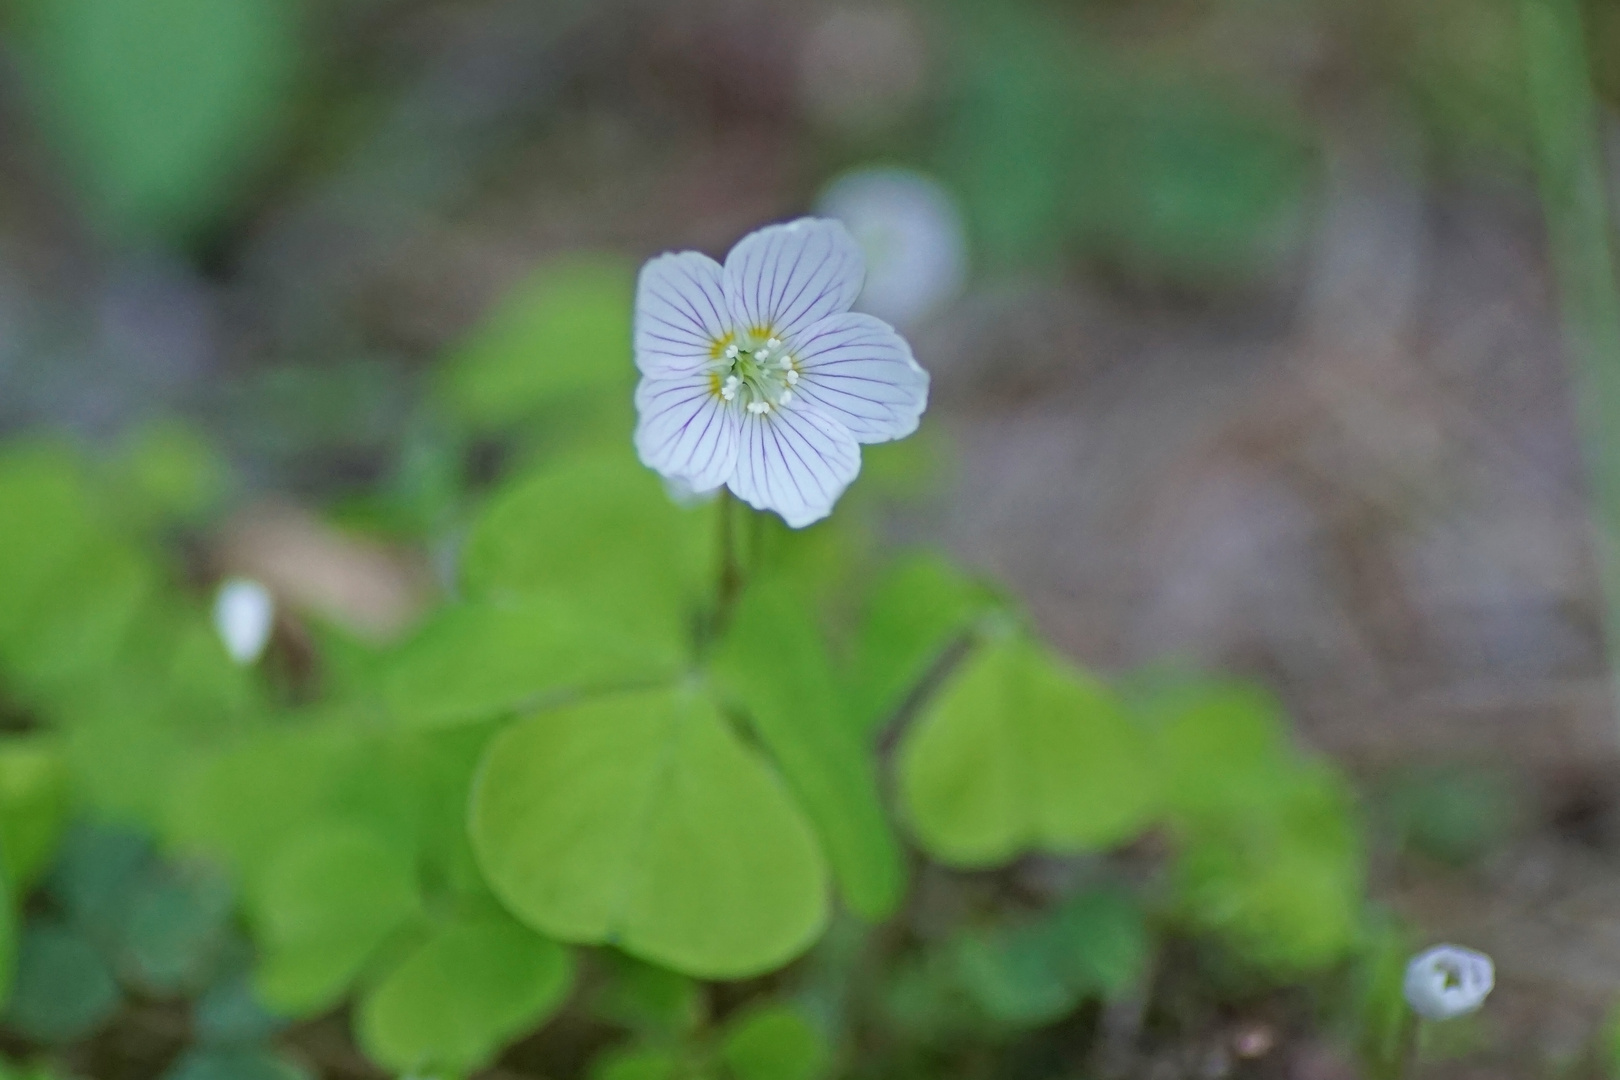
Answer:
[634,372,741,491]
[727,405,860,528]
[723,219,865,343]
[635,251,732,376]
[789,312,929,443]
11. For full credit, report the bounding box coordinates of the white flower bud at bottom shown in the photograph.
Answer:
[213,577,275,666]
[1403,944,1494,1020]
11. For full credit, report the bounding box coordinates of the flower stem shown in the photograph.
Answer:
[714,490,744,632]
[1398,1016,1420,1079]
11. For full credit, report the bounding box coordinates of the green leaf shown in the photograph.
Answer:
[383,723,499,899]
[118,861,235,995]
[44,821,153,942]
[161,1047,310,1080]
[16,538,154,693]
[461,450,708,643]
[1172,763,1364,973]
[951,932,1073,1027]
[61,696,191,826]
[166,725,405,887]
[3,920,119,1044]
[16,0,300,240]
[443,256,635,429]
[0,444,104,628]
[1132,676,1366,972]
[194,969,287,1046]
[0,1060,59,1080]
[0,865,14,1010]
[378,596,682,728]
[590,951,702,1037]
[897,634,1160,866]
[250,824,423,1015]
[357,913,574,1076]
[950,886,1147,1028]
[470,687,829,978]
[0,737,69,893]
[50,611,263,823]
[1044,887,1150,999]
[879,950,981,1044]
[590,1046,681,1080]
[712,578,904,921]
[720,1005,830,1080]
[846,555,997,738]
[1140,678,1296,823]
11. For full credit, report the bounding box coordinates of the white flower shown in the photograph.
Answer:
[633,218,929,527]
[213,577,275,665]
[1403,944,1494,1020]
[816,168,968,329]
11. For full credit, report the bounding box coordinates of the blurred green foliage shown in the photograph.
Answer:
[949,886,1150,1028]
[357,913,574,1076]
[11,0,300,241]
[0,246,1383,1076]
[0,0,1532,1071]
[444,257,638,435]
[938,5,1313,282]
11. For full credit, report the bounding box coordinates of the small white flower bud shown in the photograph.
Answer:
[213,577,275,665]
[1403,945,1494,1020]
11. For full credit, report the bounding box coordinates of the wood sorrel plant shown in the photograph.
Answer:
[0,233,1374,1080]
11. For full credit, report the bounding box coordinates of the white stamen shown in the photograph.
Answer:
[778,356,793,370]
[724,344,739,359]
[721,375,740,400]
[766,338,782,349]
[756,348,771,361]
[779,391,793,405]
[785,370,799,385]
[747,400,772,415]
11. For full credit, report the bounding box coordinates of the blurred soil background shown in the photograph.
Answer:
[5,0,1620,1074]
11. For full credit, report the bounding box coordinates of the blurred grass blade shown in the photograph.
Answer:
[1522,0,1620,725]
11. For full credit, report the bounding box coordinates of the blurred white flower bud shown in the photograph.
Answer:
[1403,944,1493,1020]
[213,577,275,665]
[816,167,967,330]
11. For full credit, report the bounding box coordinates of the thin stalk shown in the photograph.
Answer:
[714,489,744,633]
[1369,1011,1419,1080]
[1399,1016,1421,1080]
[1522,0,1620,722]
